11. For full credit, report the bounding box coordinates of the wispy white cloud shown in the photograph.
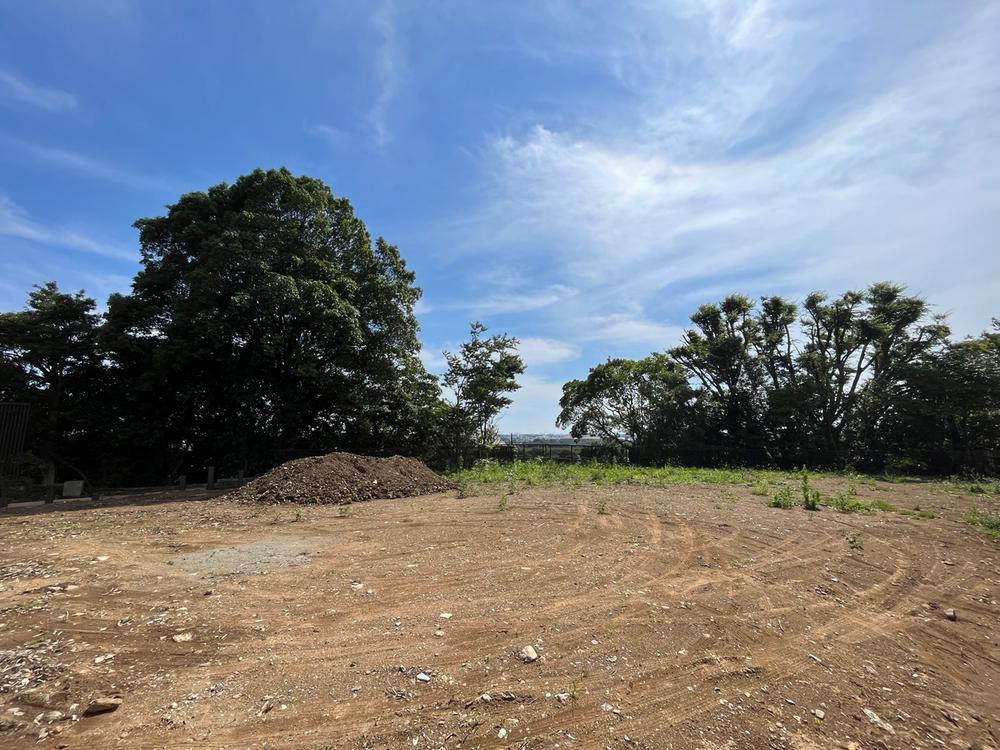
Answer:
[517,337,580,367]
[306,122,350,146]
[577,313,685,348]
[0,134,171,191]
[465,283,578,316]
[455,1,1000,338]
[368,0,402,147]
[0,69,78,112]
[0,196,136,261]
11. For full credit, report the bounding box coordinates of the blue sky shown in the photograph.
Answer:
[1,1,998,433]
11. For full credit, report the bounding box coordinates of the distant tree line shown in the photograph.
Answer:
[1,168,996,486]
[558,289,999,474]
[0,169,522,487]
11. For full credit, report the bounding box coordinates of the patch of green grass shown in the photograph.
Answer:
[960,480,1000,497]
[828,492,870,513]
[496,494,509,512]
[749,479,770,496]
[596,497,610,515]
[964,509,1000,540]
[846,531,864,550]
[868,498,898,512]
[768,486,796,509]
[898,507,936,519]
[447,459,833,490]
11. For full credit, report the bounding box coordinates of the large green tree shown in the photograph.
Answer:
[797,282,949,465]
[0,283,102,483]
[104,167,435,476]
[442,321,524,457]
[669,294,766,461]
[556,354,694,463]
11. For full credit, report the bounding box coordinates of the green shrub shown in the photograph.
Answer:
[829,493,868,513]
[846,531,864,549]
[801,467,821,511]
[769,486,795,509]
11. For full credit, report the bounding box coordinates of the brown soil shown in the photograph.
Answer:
[0,478,997,749]
[225,452,455,505]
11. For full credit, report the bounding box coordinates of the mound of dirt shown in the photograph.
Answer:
[225,452,455,505]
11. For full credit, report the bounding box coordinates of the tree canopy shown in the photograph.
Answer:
[0,168,995,483]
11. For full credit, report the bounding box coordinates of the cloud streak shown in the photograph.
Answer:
[0,134,171,191]
[454,1,1000,341]
[0,69,78,112]
[0,196,136,261]
[368,0,401,147]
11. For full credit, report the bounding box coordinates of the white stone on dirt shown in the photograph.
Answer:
[171,632,193,643]
[519,645,539,663]
[863,708,895,734]
[944,608,957,621]
[416,672,431,682]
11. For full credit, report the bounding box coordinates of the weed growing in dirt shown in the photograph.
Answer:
[868,498,898,512]
[768,486,795,509]
[750,479,770,496]
[566,677,581,699]
[961,479,1000,496]
[801,468,821,511]
[829,493,868,513]
[846,531,864,549]
[496,495,508,512]
[964,509,1000,539]
[597,498,610,515]
[336,504,352,518]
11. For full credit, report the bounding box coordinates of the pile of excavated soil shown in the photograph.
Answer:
[225,452,455,505]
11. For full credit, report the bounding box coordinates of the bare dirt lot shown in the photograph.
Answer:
[0,478,997,749]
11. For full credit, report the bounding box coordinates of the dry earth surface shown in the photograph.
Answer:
[0,478,997,749]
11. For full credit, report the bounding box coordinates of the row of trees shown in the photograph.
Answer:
[2,168,996,484]
[557,288,999,473]
[0,169,523,487]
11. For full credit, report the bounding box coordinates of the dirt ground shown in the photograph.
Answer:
[0,478,997,749]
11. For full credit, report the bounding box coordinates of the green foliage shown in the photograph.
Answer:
[100,168,439,481]
[800,467,821,510]
[0,283,102,482]
[496,494,509,512]
[964,509,1000,539]
[556,354,694,464]
[449,460,800,489]
[749,479,770,496]
[846,531,864,549]
[596,497,609,515]
[829,493,869,513]
[442,322,524,460]
[768,486,796,509]
[868,498,898,512]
